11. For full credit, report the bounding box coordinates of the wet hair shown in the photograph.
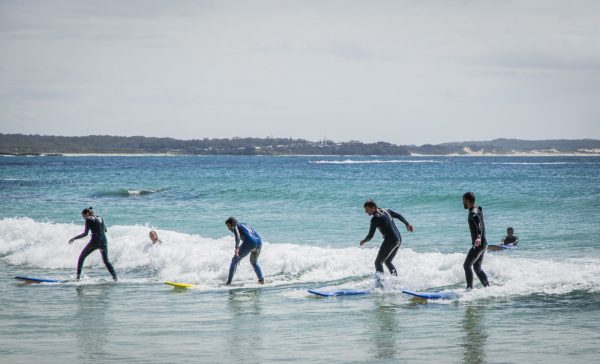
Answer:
[462,192,476,203]
[363,200,378,209]
[225,217,238,226]
[507,227,514,232]
[81,206,94,215]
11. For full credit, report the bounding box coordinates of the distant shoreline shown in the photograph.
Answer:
[1,152,599,157]
[1,134,599,157]
[409,152,600,157]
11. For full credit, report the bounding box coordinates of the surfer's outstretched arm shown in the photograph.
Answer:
[387,209,409,225]
[69,219,90,244]
[387,209,414,232]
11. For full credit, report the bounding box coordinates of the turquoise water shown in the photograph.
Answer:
[1,155,599,363]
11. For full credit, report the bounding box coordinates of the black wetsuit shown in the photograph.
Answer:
[363,208,409,275]
[502,235,519,245]
[73,216,117,281]
[464,206,489,289]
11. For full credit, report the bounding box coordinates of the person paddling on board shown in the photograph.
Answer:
[224,217,264,286]
[462,192,489,289]
[68,207,117,282]
[360,200,414,281]
[502,227,519,246]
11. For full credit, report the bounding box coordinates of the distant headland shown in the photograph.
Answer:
[1,133,599,156]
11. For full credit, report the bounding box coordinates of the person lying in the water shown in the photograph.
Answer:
[502,227,519,246]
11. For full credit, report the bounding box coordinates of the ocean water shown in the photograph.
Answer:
[1,155,599,363]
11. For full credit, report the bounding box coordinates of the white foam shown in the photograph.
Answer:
[1,218,598,300]
[309,159,440,165]
[489,162,572,165]
[126,189,160,196]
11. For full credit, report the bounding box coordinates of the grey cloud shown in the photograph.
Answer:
[475,53,600,72]
[1,0,599,144]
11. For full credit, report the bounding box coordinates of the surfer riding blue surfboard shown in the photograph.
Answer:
[68,207,117,282]
[224,217,265,286]
[462,192,489,290]
[360,200,414,287]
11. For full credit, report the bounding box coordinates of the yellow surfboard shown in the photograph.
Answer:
[164,281,194,288]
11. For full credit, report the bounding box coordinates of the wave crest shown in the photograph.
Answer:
[309,159,441,165]
[93,188,163,197]
[1,218,599,299]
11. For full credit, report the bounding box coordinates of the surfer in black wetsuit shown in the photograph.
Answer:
[68,207,117,281]
[360,200,414,277]
[502,227,519,246]
[462,192,489,289]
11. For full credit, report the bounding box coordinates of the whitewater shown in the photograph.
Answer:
[3,218,598,301]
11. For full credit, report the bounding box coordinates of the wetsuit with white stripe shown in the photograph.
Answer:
[363,208,410,275]
[464,206,489,289]
[73,216,117,281]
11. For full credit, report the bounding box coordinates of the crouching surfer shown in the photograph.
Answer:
[360,200,414,285]
[224,217,264,286]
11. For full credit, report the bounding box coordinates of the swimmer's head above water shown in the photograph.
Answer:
[149,230,159,243]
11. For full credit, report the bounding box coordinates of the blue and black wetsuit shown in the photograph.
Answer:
[363,208,410,275]
[226,223,264,284]
[73,216,117,281]
[464,206,489,289]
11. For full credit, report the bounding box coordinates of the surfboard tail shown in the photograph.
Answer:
[402,290,457,300]
[308,289,370,297]
[164,281,195,288]
[15,276,66,283]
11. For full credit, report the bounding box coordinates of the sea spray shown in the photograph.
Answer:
[2,218,599,300]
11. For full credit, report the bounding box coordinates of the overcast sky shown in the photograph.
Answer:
[1,0,599,145]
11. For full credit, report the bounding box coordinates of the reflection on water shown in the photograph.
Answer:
[75,284,112,362]
[369,297,400,360]
[461,305,488,364]
[226,289,263,363]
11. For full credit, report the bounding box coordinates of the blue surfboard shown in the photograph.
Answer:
[487,244,517,251]
[15,276,68,284]
[402,290,457,300]
[308,289,370,297]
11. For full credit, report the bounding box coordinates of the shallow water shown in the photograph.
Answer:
[1,155,599,363]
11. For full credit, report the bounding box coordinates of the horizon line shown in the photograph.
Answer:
[1,132,598,147]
